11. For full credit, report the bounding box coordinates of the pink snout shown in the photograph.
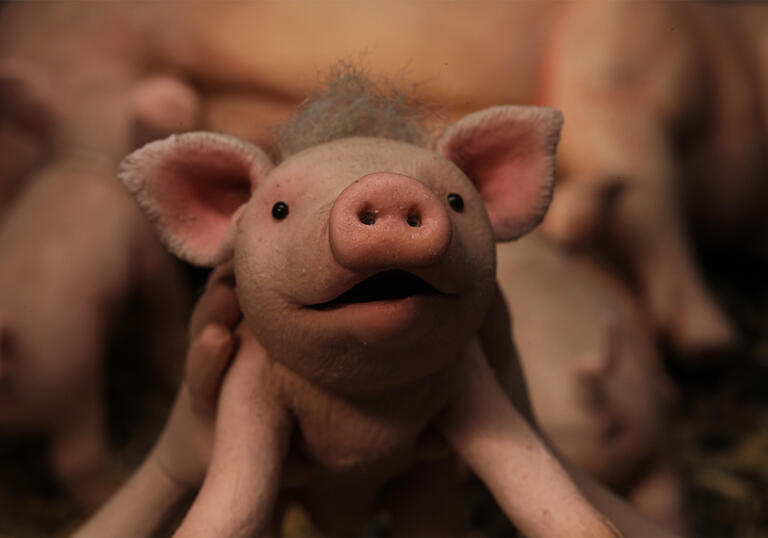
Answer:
[329,173,453,272]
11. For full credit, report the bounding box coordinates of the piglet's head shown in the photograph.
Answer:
[119,105,562,392]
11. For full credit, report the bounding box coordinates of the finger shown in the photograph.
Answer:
[234,321,261,346]
[188,263,241,339]
[186,323,235,418]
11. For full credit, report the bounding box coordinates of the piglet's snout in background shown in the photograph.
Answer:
[329,172,453,272]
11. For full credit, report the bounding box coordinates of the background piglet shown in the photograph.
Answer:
[540,2,768,358]
[0,3,202,509]
[0,158,188,508]
[497,236,686,534]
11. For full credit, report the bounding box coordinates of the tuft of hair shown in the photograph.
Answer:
[274,62,434,161]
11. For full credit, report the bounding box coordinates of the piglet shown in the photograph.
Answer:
[497,235,687,535]
[0,66,198,508]
[119,77,619,536]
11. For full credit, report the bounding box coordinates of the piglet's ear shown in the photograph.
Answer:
[119,132,273,266]
[436,106,563,242]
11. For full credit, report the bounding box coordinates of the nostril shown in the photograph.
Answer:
[331,173,455,272]
[359,211,376,226]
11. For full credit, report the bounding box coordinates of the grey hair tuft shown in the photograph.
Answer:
[274,62,434,161]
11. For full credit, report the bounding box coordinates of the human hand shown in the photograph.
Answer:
[149,263,242,490]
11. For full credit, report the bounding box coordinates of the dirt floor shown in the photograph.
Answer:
[0,245,766,537]
[672,247,768,537]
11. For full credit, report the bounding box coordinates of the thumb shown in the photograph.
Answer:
[186,323,235,419]
[188,262,241,340]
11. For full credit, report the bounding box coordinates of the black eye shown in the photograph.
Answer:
[447,193,464,212]
[271,201,289,220]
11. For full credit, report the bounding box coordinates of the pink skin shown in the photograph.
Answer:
[120,106,622,537]
[497,236,687,535]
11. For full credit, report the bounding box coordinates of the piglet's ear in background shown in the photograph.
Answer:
[128,75,202,149]
[0,58,60,136]
[435,106,563,242]
[119,132,273,266]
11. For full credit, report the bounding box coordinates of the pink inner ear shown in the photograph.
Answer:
[120,132,273,266]
[153,146,252,258]
[437,106,563,242]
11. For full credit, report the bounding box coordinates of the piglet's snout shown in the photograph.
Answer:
[329,172,452,272]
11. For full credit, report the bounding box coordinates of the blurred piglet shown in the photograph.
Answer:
[497,236,686,535]
[0,3,200,215]
[542,2,768,358]
[118,71,622,537]
[0,7,201,506]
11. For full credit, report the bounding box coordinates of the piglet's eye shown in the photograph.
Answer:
[271,201,289,220]
[447,193,464,212]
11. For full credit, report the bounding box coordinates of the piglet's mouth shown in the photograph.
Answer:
[307,270,440,310]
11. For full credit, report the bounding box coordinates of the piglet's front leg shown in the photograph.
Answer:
[439,339,621,538]
[174,327,293,538]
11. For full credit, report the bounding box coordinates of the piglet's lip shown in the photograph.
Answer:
[306,270,445,311]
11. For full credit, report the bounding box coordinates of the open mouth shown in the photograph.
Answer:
[308,270,439,310]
